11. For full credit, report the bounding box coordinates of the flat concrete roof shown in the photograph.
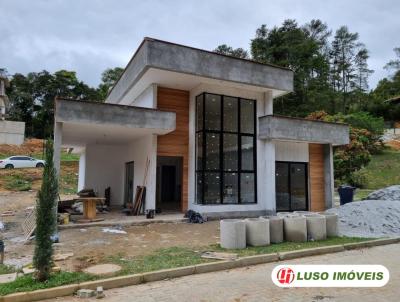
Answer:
[259,115,349,146]
[55,98,176,146]
[106,37,294,103]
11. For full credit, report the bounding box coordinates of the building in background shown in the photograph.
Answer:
[0,71,25,145]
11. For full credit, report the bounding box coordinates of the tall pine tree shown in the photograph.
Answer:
[33,140,58,281]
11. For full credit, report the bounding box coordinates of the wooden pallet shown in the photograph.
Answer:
[22,208,36,242]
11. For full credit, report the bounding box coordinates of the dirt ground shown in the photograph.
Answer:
[0,191,220,272]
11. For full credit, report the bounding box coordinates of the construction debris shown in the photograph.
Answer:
[0,272,17,284]
[77,289,95,299]
[53,252,74,261]
[201,251,238,261]
[1,211,14,217]
[102,227,127,234]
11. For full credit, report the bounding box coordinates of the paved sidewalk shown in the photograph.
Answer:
[45,243,400,302]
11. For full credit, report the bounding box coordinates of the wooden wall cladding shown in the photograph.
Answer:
[157,87,189,212]
[309,143,325,212]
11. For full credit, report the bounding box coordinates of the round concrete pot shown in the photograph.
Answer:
[283,215,307,242]
[304,214,327,241]
[319,212,338,237]
[261,216,283,243]
[277,212,295,217]
[220,219,246,249]
[245,218,270,246]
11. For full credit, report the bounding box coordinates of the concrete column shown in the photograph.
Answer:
[323,144,334,209]
[53,122,62,176]
[145,134,157,210]
[263,90,273,115]
[78,151,86,191]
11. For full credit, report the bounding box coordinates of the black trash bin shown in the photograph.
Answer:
[338,185,356,205]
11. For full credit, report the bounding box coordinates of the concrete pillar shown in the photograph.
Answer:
[263,90,273,115]
[323,144,334,209]
[145,134,157,211]
[78,151,86,191]
[53,122,62,176]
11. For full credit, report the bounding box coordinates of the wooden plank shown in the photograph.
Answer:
[309,143,325,212]
[157,87,189,212]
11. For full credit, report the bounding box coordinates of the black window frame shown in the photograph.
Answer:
[195,92,257,205]
[275,161,309,212]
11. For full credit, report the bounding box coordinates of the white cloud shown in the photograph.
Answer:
[0,0,398,88]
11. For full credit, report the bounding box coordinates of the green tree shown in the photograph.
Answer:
[98,67,124,100]
[384,47,400,75]
[251,19,332,116]
[330,26,369,113]
[7,70,100,138]
[214,44,249,59]
[33,140,58,281]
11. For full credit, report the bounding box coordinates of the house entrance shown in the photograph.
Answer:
[156,156,182,212]
[275,161,308,212]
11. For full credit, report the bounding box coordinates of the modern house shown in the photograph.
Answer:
[54,38,349,218]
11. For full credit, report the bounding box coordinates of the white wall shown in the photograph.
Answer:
[124,84,157,108]
[124,135,157,210]
[188,83,276,214]
[81,134,157,209]
[275,141,309,162]
[84,144,126,205]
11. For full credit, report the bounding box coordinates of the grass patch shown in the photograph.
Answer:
[0,272,95,296]
[0,237,372,296]
[3,174,32,191]
[0,264,15,275]
[207,236,371,257]
[107,247,212,275]
[361,148,400,190]
[353,189,374,201]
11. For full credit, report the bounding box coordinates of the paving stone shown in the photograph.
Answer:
[0,272,17,284]
[83,264,122,277]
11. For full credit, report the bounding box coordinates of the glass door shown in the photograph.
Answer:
[275,162,308,211]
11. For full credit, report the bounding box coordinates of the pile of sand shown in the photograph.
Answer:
[327,200,400,238]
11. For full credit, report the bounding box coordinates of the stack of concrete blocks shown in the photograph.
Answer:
[244,218,270,246]
[260,216,284,243]
[319,212,338,237]
[282,214,307,242]
[220,219,246,249]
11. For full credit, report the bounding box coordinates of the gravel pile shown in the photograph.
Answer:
[364,185,400,201]
[326,200,400,238]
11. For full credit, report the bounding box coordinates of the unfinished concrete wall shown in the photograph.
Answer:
[0,120,25,145]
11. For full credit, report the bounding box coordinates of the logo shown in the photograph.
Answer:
[277,267,295,284]
[271,265,389,288]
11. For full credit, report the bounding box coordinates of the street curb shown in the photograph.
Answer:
[58,218,188,230]
[2,238,399,302]
[278,245,345,260]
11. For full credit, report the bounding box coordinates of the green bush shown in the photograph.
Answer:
[347,169,368,188]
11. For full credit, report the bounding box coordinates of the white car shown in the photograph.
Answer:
[0,156,46,169]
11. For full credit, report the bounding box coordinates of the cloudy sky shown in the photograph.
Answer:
[1,0,399,89]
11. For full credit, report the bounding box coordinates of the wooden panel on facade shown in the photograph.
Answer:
[157,87,189,212]
[309,144,325,212]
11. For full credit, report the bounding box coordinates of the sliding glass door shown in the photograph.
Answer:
[276,162,308,211]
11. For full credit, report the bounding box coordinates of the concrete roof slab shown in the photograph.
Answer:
[258,115,350,146]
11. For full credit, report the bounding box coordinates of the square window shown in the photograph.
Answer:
[223,96,238,132]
